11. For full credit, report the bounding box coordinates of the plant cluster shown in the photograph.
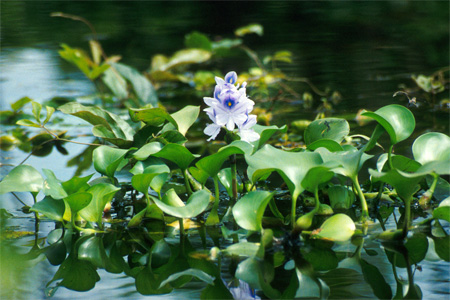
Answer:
[1,19,449,300]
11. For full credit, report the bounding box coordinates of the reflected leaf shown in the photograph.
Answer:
[159,268,215,288]
[433,235,450,262]
[385,233,428,267]
[328,185,355,210]
[77,235,107,268]
[360,259,392,300]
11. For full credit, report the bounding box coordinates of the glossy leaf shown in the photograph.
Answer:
[232,191,274,231]
[315,146,372,180]
[413,132,450,165]
[223,242,260,257]
[218,168,233,197]
[79,183,120,223]
[166,105,200,136]
[77,235,107,268]
[93,146,129,178]
[246,144,323,200]
[49,252,100,291]
[131,165,170,195]
[251,124,287,152]
[370,169,425,201]
[304,118,350,145]
[310,214,356,242]
[159,269,215,288]
[110,62,158,107]
[307,139,344,152]
[196,141,253,177]
[386,233,428,267]
[30,196,65,222]
[153,189,210,218]
[132,142,163,161]
[61,174,93,195]
[64,192,92,213]
[129,107,176,127]
[58,102,134,147]
[362,104,415,144]
[432,197,450,222]
[235,24,264,36]
[42,169,68,199]
[301,165,336,193]
[0,165,43,194]
[102,68,128,99]
[153,143,199,170]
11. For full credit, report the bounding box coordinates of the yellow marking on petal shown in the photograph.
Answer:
[227,101,232,107]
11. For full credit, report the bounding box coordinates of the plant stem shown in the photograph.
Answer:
[230,154,238,206]
[353,176,369,222]
[402,198,411,239]
[291,192,299,229]
[387,144,394,170]
[183,169,193,196]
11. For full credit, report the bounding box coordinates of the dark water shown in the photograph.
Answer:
[1,1,449,299]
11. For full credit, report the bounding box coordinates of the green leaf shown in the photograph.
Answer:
[327,185,355,210]
[49,252,100,291]
[196,141,253,178]
[31,101,42,123]
[157,49,212,71]
[167,105,200,136]
[77,235,107,268]
[129,107,176,127]
[223,242,260,257]
[16,119,41,128]
[0,165,43,194]
[159,268,215,288]
[131,165,170,195]
[43,106,55,125]
[30,196,65,221]
[432,198,450,222]
[251,124,287,151]
[360,259,392,300]
[246,144,323,200]
[153,189,210,218]
[433,235,450,261]
[110,62,158,107]
[235,24,264,36]
[185,31,212,51]
[232,191,274,231]
[235,257,281,299]
[93,146,129,178]
[316,146,373,179]
[302,248,338,271]
[11,96,32,112]
[58,102,134,146]
[376,154,421,173]
[132,142,164,161]
[79,183,120,223]
[42,169,68,199]
[310,214,356,242]
[153,143,199,170]
[307,139,344,152]
[63,192,92,213]
[301,165,336,193]
[412,132,450,165]
[370,168,425,202]
[362,104,415,144]
[58,44,93,79]
[304,118,349,145]
[61,174,93,195]
[102,68,128,99]
[218,168,233,197]
[386,233,428,267]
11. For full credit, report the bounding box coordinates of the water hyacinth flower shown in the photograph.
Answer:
[204,71,260,142]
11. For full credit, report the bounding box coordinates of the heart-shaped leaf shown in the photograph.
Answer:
[79,183,120,223]
[152,189,210,218]
[251,124,287,151]
[362,104,415,144]
[304,118,349,145]
[432,197,450,222]
[93,146,129,178]
[369,169,425,202]
[413,132,450,165]
[164,105,200,136]
[0,165,43,194]
[196,140,253,178]
[232,191,274,231]
[42,169,68,199]
[63,192,92,213]
[153,143,199,170]
[31,196,66,221]
[246,145,323,200]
